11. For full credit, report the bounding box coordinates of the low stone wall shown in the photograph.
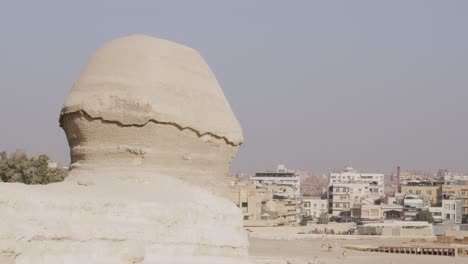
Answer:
[244,219,283,227]
[247,223,355,240]
[358,226,433,236]
[445,230,468,238]
[399,227,433,236]
[434,224,468,235]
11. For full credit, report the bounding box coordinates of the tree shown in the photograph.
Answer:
[0,150,67,184]
[317,212,329,224]
[462,214,468,224]
[300,215,313,226]
[374,198,383,205]
[415,210,434,223]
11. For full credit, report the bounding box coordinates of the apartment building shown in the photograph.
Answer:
[227,177,299,226]
[328,183,369,216]
[442,199,462,224]
[429,207,443,223]
[442,184,468,215]
[250,165,301,223]
[264,196,297,225]
[227,178,268,223]
[302,195,328,218]
[351,203,403,222]
[250,165,300,198]
[328,166,385,216]
[402,194,424,220]
[329,166,384,195]
[400,181,442,206]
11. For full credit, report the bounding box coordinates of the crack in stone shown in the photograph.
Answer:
[60,110,241,147]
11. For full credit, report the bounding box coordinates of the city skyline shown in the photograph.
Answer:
[1,1,468,174]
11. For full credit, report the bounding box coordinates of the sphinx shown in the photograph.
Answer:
[0,35,250,264]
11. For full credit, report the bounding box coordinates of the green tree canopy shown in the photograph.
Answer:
[462,214,468,224]
[0,150,67,184]
[299,215,313,226]
[317,212,329,224]
[415,210,434,223]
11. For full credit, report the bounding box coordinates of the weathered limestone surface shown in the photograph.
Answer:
[61,34,243,146]
[0,35,250,263]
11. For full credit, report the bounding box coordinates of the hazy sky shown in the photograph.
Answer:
[1,1,467,174]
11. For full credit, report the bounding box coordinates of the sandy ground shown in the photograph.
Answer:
[249,237,467,264]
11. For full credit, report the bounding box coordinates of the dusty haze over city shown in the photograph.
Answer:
[1,1,467,174]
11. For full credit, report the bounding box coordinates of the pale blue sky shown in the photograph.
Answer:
[0,1,467,174]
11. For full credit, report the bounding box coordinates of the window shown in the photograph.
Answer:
[241,202,248,208]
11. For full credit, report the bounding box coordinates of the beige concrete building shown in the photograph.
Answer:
[442,199,462,224]
[351,204,403,221]
[351,204,381,221]
[227,178,266,222]
[302,195,328,219]
[401,184,441,206]
[329,166,384,195]
[264,197,297,226]
[328,167,385,216]
[328,182,383,216]
[250,165,301,223]
[443,173,468,183]
[429,206,443,223]
[442,184,468,214]
[227,177,298,226]
[399,172,424,181]
[402,194,425,220]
